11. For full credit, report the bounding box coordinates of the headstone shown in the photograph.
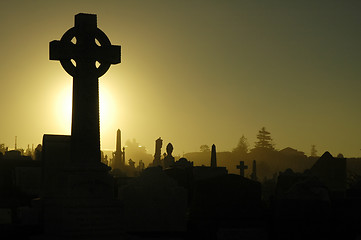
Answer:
[112,129,124,170]
[42,13,122,237]
[122,147,126,166]
[50,13,120,165]
[119,167,187,232]
[310,151,346,196]
[211,144,217,168]
[152,137,163,166]
[237,161,248,177]
[274,168,332,239]
[190,174,263,238]
[4,150,21,159]
[173,157,194,168]
[163,143,175,168]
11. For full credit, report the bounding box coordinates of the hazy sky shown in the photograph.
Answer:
[0,0,360,157]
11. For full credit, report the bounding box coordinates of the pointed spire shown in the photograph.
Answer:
[211,144,217,168]
[116,129,121,153]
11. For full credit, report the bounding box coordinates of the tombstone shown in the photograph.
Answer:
[163,143,175,168]
[4,150,21,160]
[152,137,163,167]
[274,168,332,239]
[122,146,126,165]
[164,157,194,206]
[190,174,263,238]
[237,161,248,177]
[211,144,217,168]
[112,129,124,170]
[50,14,120,165]
[173,157,194,168]
[41,13,122,237]
[192,145,228,181]
[310,151,346,198]
[119,167,187,232]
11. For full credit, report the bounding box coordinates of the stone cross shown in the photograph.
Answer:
[49,13,121,164]
[237,161,248,177]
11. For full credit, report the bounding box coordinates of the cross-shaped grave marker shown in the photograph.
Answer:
[237,161,248,177]
[49,13,120,164]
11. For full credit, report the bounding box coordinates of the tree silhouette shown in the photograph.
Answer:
[254,127,274,150]
[200,144,210,153]
[232,135,249,156]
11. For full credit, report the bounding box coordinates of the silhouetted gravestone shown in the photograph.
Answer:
[152,137,163,166]
[163,143,175,168]
[211,144,217,168]
[112,129,124,170]
[190,174,263,239]
[119,167,187,232]
[310,151,346,197]
[50,13,120,165]
[237,161,248,177]
[274,169,332,240]
[41,13,122,237]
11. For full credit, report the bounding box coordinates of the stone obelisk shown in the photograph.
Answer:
[211,144,217,168]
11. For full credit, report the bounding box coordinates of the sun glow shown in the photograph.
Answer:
[55,83,72,134]
[99,82,117,135]
[55,81,116,136]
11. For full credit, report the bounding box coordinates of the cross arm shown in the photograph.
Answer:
[49,40,77,61]
[95,45,121,64]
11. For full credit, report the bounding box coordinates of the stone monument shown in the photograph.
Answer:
[42,13,122,237]
[237,161,248,177]
[163,143,175,168]
[112,129,124,170]
[152,137,163,167]
[50,13,120,166]
[211,144,217,168]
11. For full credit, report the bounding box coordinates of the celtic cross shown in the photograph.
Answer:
[49,13,120,165]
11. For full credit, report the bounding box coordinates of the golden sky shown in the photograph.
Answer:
[0,0,360,157]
